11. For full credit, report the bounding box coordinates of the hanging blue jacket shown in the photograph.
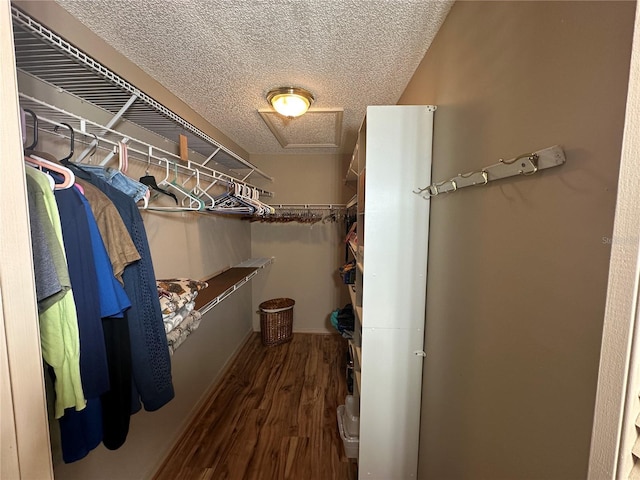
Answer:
[69,166,174,414]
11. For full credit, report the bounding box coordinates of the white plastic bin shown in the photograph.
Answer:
[337,405,359,459]
[344,395,360,437]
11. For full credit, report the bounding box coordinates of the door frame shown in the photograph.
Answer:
[1,1,638,478]
[588,3,640,478]
[0,1,53,478]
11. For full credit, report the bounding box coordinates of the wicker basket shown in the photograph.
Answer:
[259,298,295,347]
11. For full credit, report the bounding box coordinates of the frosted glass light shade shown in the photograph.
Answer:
[267,87,314,118]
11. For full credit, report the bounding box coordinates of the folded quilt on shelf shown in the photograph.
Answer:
[166,309,203,355]
[157,278,208,318]
[162,300,196,333]
[157,278,208,353]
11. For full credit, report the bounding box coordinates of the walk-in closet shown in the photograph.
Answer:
[2,1,639,479]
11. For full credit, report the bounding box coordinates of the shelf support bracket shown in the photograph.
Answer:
[73,94,139,164]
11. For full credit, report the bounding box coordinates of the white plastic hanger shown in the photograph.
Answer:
[145,159,204,211]
[25,154,76,190]
[208,183,254,215]
[25,163,55,191]
[189,168,216,208]
[117,140,129,173]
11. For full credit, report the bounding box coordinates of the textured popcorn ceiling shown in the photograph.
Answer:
[55,0,452,155]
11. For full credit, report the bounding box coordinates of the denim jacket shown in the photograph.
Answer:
[74,165,149,204]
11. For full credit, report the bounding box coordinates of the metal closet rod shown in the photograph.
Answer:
[32,115,272,198]
[272,204,347,210]
[11,5,273,182]
[20,93,274,197]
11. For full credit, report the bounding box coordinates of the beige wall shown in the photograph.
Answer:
[398,2,636,479]
[250,153,351,333]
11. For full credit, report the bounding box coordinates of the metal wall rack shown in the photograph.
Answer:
[252,204,348,223]
[20,93,274,200]
[413,145,566,199]
[11,5,273,184]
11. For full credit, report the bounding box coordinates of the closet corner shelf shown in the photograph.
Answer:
[354,370,362,395]
[194,257,274,315]
[344,163,359,184]
[344,144,359,183]
[348,284,356,306]
[344,171,358,184]
[349,340,362,370]
[348,240,358,259]
[354,305,363,326]
[346,194,358,209]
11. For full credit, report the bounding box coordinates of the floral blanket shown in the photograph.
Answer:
[157,278,208,353]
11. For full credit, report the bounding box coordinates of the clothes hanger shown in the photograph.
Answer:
[189,169,216,208]
[117,140,128,173]
[22,108,38,150]
[67,132,98,175]
[25,154,76,190]
[139,146,178,204]
[233,183,262,214]
[236,184,275,216]
[24,161,55,191]
[166,161,206,211]
[57,123,100,183]
[145,159,204,211]
[121,144,149,209]
[208,196,254,215]
[55,122,75,164]
[251,186,275,214]
[180,161,218,209]
[239,185,266,215]
[208,182,255,215]
[87,133,98,164]
[22,112,75,189]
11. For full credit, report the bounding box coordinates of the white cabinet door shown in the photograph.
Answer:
[357,105,435,478]
[359,327,425,479]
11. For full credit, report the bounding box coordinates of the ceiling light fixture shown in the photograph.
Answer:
[267,86,314,118]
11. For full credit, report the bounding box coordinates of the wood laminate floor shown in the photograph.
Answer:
[153,333,357,480]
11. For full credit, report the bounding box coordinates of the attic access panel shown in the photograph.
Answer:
[11,6,269,180]
[259,108,344,149]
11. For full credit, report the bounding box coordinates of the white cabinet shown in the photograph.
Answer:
[348,105,435,478]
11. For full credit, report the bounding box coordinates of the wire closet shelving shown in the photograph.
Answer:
[11,5,274,196]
